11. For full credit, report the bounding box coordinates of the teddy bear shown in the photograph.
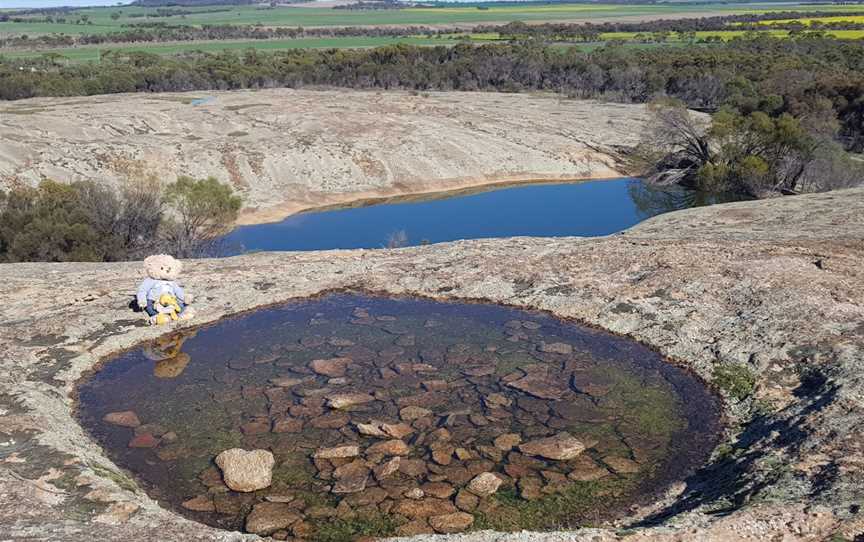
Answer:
[136,254,195,326]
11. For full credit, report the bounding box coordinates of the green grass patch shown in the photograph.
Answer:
[712,363,757,401]
[313,512,398,541]
[475,478,632,531]
[0,36,461,63]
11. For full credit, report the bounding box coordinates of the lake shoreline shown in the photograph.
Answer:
[234,174,626,227]
[0,89,659,223]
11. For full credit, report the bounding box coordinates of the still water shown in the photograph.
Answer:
[76,294,720,538]
[224,178,745,253]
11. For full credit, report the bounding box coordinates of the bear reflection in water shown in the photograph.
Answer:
[143,330,197,379]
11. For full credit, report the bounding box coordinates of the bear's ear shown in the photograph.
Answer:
[143,255,159,277]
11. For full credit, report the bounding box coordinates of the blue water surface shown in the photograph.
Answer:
[224,178,741,253]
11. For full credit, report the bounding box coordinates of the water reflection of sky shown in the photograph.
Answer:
[224,178,746,254]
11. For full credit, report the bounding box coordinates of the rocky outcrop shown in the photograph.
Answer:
[0,90,654,226]
[0,188,863,541]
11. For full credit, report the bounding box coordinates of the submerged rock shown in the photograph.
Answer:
[400,406,432,421]
[467,472,503,497]
[325,393,375,409]
[332,461,370,494]
[393,497,457,519]
[309,357,352,377]
[313,445,360,459]
[181,495,215,512]
[493,433,522,451]
[430,511,475,533]
[568,456,611,481]
[507,374,567,400]
[519,432,586,461]
[373,456,401,481]
[538,342,573,355]
[215,448,275,492]
[245,502,301,535]
[366,439,410,457]
[603,456,641,474]
[127,433,158,448]
[103,411,140,428]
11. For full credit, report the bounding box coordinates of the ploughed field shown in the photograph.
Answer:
[76,294,720,539]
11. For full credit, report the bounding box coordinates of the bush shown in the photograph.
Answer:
[0,177,241,263]
[713,363,757,402]
[641,102,862,197]
[162,176,242,257]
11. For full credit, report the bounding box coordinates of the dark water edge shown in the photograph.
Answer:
[75,293,721,538]
[222,179,748,254]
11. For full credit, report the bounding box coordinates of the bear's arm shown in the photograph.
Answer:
[136,278,155,308]
[171,282,186,303]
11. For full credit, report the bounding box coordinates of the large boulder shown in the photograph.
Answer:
[214,448,275,492]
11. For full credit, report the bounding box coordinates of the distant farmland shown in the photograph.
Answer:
[4,2,864,35]
[3,1,864,64]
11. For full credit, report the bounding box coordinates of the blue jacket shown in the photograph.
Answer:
[136,278,186,308]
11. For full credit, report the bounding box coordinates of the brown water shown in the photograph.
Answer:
[76,294,720,540]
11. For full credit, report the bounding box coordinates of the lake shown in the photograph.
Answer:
[224,178,745,253]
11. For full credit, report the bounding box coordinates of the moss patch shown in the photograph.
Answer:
[713,363,757,401]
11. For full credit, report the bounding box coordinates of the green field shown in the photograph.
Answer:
[5,2,864,36]
[601,28,864,40]
[0,36,461,62]
[3,1,864,64]
[4,24,863,64]
[753,14,864,25]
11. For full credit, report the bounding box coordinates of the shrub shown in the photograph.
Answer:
[712,363,757,401]
[0,177,241,262]
[162,176,243,257]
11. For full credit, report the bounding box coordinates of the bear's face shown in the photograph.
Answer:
[144,254,183,281]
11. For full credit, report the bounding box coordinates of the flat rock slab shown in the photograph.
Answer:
[0,187,863,541]
[0,90,654,226]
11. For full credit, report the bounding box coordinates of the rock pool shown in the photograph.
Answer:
[76,294,721,539]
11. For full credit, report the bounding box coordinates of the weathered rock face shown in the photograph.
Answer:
[1,188,863,541]
[214,449,275,493]
[0,90,655,226]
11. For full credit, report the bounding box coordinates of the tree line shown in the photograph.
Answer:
[2,36,862,148]
[5,10,864,50]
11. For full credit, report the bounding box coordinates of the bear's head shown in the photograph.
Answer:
[144,254,183,281]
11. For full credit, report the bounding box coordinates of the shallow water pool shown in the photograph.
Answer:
[77,294,720,538]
